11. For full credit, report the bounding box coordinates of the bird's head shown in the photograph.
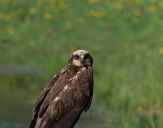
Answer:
[68,50,93,67]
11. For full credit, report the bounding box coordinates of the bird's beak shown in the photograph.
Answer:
[80,56,84,63]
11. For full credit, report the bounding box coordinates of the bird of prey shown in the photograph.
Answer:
[29,50,94,128]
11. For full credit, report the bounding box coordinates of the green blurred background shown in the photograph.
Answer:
[0,0,163,127]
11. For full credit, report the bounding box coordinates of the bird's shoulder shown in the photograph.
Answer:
[30,65,93,128]
[33,66,69,113]
[39,66,92,114]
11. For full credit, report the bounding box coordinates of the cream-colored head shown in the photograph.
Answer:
[68,50,93,67]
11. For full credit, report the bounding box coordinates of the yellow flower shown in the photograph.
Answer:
[89,10,106,19]
[137,107,143,113]
[160,35,163,41]
[160,2,163,9]
[149,0,157,4]
[114,3,123,11]
[88,0,100,4]
[146,6,157,13]
[36,0,44,7]
[0,12,4,19]
[44,13,53,20]
[58,0,65,10]
[29,7,37,15]
[135,0,143,6]
[135,10,142,17]
[159,48,163,54]
[7,27,15,34]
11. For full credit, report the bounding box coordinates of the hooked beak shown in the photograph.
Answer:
[80,55,85,63]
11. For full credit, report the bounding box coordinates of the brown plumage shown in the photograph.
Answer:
[29,50,94,128]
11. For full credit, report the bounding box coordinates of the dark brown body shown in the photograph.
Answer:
[29,64,93,128]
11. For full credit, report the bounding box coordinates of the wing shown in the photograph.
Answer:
[29,67,68,128]
[35,104,84,128]
[32,66,93,128]
[84,68,94,112]
[84,78,93,112]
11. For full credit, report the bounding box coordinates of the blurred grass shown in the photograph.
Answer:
[0,0,163,127]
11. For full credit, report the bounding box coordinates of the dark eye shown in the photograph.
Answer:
[84,54,90,60]
[74,55,80,60]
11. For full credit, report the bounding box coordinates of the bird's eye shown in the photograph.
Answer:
[84,54,90,60]
[74,55,80,60]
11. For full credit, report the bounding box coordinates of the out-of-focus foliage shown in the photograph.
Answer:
[0,0,65,48]
[0,0,163,127]
[0,0,65,25]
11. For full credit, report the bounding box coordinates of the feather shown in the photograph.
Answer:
[29,50,94,128]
